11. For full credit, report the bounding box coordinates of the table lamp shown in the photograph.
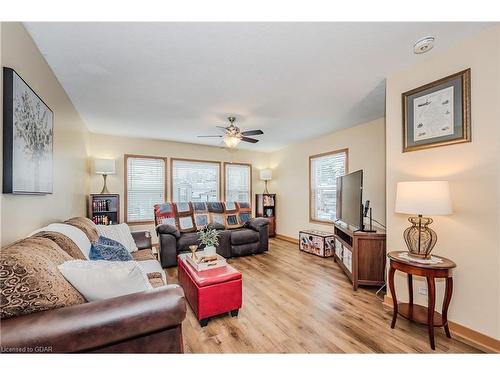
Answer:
[260,169,272,194]
[395,181,452,259]
[94,158,116,194]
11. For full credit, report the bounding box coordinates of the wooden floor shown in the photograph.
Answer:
[166,238,480,353]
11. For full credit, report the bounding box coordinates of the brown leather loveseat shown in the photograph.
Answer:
[0,217,186,353]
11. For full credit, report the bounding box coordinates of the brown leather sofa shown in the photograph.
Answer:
[0,218,187,353]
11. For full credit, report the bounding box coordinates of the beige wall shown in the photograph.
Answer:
[88,133,271,241]
[1,22,90,246]
[386,26,500,339]
[269,117,386,238]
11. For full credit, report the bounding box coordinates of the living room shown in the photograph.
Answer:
[1,0,499,371]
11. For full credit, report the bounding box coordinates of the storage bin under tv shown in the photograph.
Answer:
[333,221,386,290]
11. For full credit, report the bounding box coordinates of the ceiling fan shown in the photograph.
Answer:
[197,116,264,148]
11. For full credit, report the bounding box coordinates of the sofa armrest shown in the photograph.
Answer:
[156,224,181,239]
[246,217,269,231]
[131,230,152,250]
[0,285,186,353]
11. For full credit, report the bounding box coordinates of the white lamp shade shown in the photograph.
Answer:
[395,181,452,216]
[260,169,273,181]
[94,159,116,175]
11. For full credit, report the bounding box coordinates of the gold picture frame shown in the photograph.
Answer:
[402,69,471,152]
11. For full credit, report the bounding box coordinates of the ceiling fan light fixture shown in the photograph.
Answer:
[223,134,241,148]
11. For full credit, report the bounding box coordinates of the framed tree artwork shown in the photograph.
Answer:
[402,69,471,152]
[3,67,54,194]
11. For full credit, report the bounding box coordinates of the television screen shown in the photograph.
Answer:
[336,170,363,229]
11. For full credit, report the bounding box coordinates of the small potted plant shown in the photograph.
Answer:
[197,226,219,257]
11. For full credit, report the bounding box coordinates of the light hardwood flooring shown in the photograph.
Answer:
[165,238,480,353]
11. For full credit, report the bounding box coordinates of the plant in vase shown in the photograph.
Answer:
[197,226,219,257]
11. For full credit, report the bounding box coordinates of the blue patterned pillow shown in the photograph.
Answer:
[89,236,133,261]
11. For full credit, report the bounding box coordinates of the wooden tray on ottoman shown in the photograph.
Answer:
[177,255,242,327]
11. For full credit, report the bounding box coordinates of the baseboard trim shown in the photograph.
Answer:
[383,295,500,353]
[275,234,299,245]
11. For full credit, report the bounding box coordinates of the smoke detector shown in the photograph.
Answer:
[413,36,435,54]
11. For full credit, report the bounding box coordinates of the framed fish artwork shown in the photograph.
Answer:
[402,69,471,152]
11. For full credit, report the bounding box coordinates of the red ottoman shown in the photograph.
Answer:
[177,255,242,327]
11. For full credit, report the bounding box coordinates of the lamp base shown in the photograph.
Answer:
[403,215,437,259]
[100,174,110,194]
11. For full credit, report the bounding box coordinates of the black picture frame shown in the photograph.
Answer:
[3,67,54,194]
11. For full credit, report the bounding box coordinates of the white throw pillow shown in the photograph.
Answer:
[96,223,138,253]
[30,223,92,259]
[58,260,152,301]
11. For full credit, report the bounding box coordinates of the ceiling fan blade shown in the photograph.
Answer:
[240,136,259,143]
[241,129,264,136]
[216,126,228,132]
[197,135,223,138]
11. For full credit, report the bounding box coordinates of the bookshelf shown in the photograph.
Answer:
[255,193,276,237]
[88,194,120,225]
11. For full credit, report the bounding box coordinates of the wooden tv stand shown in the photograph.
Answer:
[332,222,386,290]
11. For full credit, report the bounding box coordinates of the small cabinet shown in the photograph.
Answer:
[88,194,120,225]
[255,193,276,237]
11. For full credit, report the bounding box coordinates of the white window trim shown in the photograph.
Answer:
[309,149,348,223]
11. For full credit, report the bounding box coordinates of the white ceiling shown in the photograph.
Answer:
[25,22,492,152]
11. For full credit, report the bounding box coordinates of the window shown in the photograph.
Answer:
[125,155,166,223]
[171,159,220,202]
[224,163,251,203]
[309,149,348,223]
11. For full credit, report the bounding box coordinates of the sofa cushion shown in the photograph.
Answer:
[33,230,86,260]
[0,237,85,319]
[89,236,133,261]
[132,249,157,261]
[230,228,259,245]
[65,217,99,243]
[178,215,196,233]
[154,203,177,228]
[96,223,138,252]
[176,232,200,252]
[231,242,260,257]
[207,202,224,213]
[135,259,167,284]
[58,260,152,302]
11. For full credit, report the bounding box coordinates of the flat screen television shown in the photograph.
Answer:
[336,170,363,230]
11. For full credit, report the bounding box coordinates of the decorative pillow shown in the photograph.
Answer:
[1,238,85,319]
[89,236,133,261]
[32,223,92,259]
[194,213,210,229]
[178,215,196,233]
[58,260,152,302]
[225,213,241,229]
[65,217,99,243]
[96,223,138,252]
[33,231,86,260]
[224,201,238,213]
[210,213,226,228]
[207,202,224,213]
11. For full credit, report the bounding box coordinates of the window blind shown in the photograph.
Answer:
[225,164,251,203]
[172,160,220,202]
[310,151,347,222]
[126,157,165,222]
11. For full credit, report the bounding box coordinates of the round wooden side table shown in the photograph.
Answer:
[387,251,456,350]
